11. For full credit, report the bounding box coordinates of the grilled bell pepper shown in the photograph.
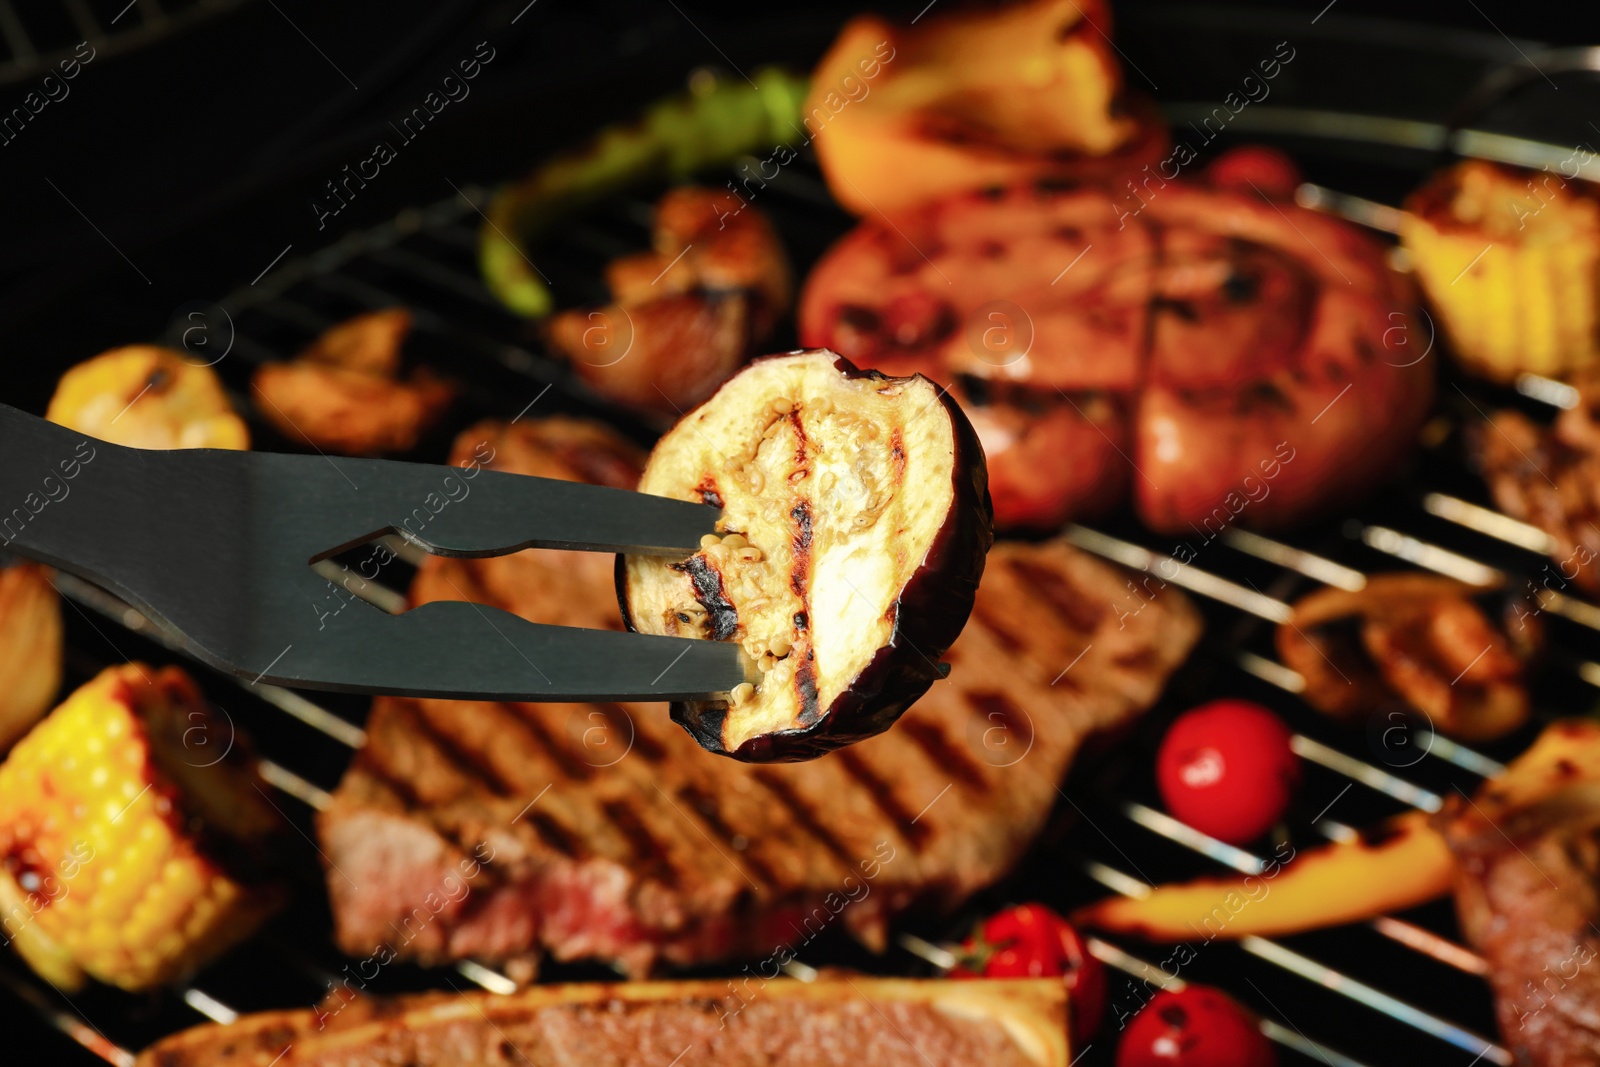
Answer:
[1072,812,1453,941]
[0,664,283,990]
[808,0,1165,216]
[480,67,807,318]
[1075,721,1600,942]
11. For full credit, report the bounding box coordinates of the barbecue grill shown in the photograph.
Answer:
[5,4,1598,1063]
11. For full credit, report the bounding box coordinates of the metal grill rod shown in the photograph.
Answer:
[1076,860,1511,1065]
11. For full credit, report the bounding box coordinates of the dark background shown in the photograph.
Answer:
[2,1,1595,1062]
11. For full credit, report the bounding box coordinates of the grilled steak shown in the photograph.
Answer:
[1440,721,1600,1066]
[1472,391,1600,598]
[319,419,1200,976]
[135,977,1067,1067]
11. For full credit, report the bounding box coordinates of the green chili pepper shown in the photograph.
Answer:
[480,67,809,318]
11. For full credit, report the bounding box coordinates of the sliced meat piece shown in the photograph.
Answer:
[1440,721,1600,1066]
[1275,573,1537,742]
[1472,387,1600,598]
[251,308,454,456]
[800,179,1431,533]
[548,187,790,415]
[320,422,1200,977]
[135,977,1069,1067]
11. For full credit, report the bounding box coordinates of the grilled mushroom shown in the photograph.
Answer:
[1276,573,1538,742]
[619,349,993,761]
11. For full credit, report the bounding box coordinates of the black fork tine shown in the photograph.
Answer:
[0,404,741,702]
[253,594,751,702]
[277,454,721,560]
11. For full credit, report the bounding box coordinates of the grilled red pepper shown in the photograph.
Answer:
[951,903,1106,1040]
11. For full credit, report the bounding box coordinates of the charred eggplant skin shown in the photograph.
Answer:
[617,353,994,762]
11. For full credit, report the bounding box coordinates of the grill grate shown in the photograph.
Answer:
[0,0,253,87]
[9,149,1591,1066]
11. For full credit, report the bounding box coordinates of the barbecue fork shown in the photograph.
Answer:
[0,403,750,701]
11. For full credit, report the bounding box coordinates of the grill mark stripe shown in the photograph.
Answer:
[899,718,991,792]
[596,703,665,763]
[601,798,674,873]
[526,811,582,858]
[398,702,519,798]
[672,555,739,640]
[965,691,1033,763]
[354,733,426,810]
[504,703,597,783]
[970,598,1025,653]
[677,784,781,888]
[1004,557,1107,633]
[837,751,928,846]
[753,771,861,869]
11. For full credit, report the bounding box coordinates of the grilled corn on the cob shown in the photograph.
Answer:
[0,664,282,991]
[1402,160,1600,383]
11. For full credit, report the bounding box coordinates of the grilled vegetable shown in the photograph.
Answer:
[809,0,1165,216]
[0,563,62,752]
[252,308,454,456]
[0,664,284,990]
[1155,701,1298,846]
[1073,811,1453,942]
[1079,722,1600,944]
[1276,574,1537,741]
[951,904,1106,1041]
[547,187,791,415]
[619,350,992,761]
[1403,159,1600,383]
[1117,986,1276,1067]
[481,67,808,318]
[1465,718,1600,820]
[47,347,249,450]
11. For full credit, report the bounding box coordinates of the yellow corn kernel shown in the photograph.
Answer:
[0,664,283,990]
[1403,160,1600,383]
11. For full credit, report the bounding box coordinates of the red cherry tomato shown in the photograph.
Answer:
[1156,700,1299,845]
[1117,986,1277,1067]
[1206,146,1303,200]
[950,903,1107,1040]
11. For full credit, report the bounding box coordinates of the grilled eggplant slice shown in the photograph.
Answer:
[620,350,992,761]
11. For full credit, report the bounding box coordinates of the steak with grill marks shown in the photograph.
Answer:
[135,977,1068,1067]
[1440,721,1600,1066]
[318,418,1200,976]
